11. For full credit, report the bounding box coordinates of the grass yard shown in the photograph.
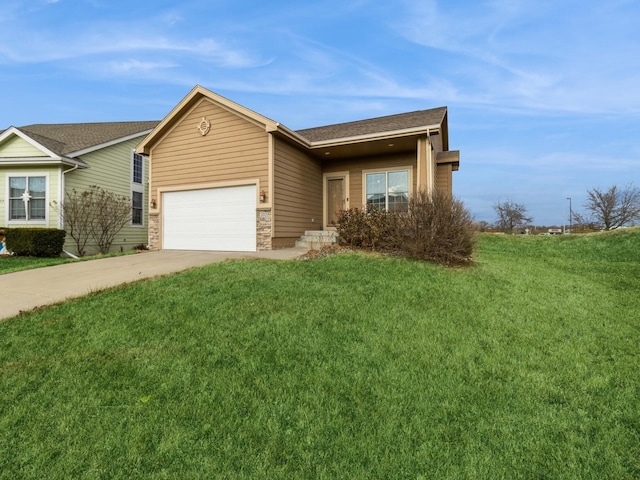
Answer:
[0,250,138,274]
[0,255,71,274]
[1,229,639,479]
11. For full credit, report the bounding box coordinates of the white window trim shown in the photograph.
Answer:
[362,166,412,212]
[131,150,144,227]
[5,172,50,226]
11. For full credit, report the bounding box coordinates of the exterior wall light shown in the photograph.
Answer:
[259,190,267,202]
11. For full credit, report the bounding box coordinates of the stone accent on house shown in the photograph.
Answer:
[148,211,160,250]
[257,208,272,251]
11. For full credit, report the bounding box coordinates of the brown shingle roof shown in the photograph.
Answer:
[295,107,447,143]
[17,121,159,156]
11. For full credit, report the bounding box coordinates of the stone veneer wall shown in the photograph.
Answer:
[256,208,272,251]
[148,211,160,250]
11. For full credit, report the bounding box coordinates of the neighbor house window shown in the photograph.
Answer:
[365,169,409,212]
[8,175,47,221]
[131,151,144,226]
[132,191,143,225]
[132,152,143,185]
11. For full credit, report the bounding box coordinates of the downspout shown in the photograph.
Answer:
[61,165,79,258]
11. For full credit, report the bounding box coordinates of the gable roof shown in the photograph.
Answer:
[137,85,451,156]
[136,86,278,155]
[295,107,447,143]
[15,121,159,157]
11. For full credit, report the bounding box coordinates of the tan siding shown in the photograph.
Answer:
[436,163,453,194]
[0,136,46,158]
[63,136,149,255]
[323,153,417,209]
[273,139,323,238]
[150,99,269,198]
[272,237,298,249]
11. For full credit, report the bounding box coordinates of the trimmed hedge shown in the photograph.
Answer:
[4,228,66,257]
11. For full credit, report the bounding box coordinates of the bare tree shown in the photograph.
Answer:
[583,184,640,230]
[493,200,533,232]
[51,189,94,257]
[51,185,131,256]
[87,186,133,254]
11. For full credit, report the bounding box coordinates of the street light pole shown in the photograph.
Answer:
[567,197,572,233]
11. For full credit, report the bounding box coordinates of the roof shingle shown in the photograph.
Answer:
[295,107,447,143]
[16,121,159,156]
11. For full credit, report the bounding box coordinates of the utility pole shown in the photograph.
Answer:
[567,197,572,233]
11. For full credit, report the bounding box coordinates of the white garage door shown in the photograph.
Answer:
[163,185,256,252]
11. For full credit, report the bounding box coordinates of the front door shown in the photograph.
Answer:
[325,174,348,228]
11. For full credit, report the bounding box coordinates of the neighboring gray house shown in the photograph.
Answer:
[0,121,158,255]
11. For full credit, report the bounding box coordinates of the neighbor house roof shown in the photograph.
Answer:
[15,121,159,157]
[295,108,448,143]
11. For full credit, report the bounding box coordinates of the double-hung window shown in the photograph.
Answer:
[8,175,47,222]
[131,152,144,226]
[365,169,410,212]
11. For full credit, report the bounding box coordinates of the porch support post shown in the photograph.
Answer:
[417,136,433,194]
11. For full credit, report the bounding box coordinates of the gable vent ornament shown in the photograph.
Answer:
[198,117,211,136]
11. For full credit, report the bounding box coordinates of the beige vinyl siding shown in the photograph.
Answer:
[0,136,46,158]
[273,138,323,241]
[63,136,149,255]
[1,166,60,228]
[150,99,269,198]
[430,132,444,153]
[323,153,417,210]
[436,163,453,194]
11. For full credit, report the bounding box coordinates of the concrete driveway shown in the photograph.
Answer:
[0,248,307,321]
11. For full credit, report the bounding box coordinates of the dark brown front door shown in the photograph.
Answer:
[327,177,345,227]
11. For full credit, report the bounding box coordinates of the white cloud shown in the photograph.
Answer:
[395,0,640,116]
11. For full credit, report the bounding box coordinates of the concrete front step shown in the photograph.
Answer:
[295,230,339,249]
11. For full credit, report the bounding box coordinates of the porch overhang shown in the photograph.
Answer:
[436,150,460,171]
[271,123,442,161]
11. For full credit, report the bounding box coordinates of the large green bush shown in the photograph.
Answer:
[4,228,66,257]
[337,190,476,266]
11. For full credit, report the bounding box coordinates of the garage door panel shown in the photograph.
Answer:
[163,185,256,251]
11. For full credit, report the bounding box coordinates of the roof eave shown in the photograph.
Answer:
[0,157,89,168]
[305,124,442,149]
[69,129,155,157]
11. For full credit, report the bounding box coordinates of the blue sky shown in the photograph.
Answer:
[1,0,639,226]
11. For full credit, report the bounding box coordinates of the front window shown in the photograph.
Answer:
[365,170,409,212]
[9,176,47,221]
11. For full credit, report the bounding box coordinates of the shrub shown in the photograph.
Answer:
[51,186,132,256]
[336,207,393,249]
[4,228,66,257]
[337,190,476,266]
[390,190,476,266]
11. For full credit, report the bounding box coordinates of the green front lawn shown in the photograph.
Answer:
[1,230,639,479]
[0,250,138,274]
[0,255,71,274]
